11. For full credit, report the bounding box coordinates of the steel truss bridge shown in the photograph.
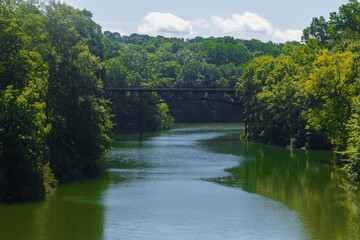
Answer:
[105,87,240,139]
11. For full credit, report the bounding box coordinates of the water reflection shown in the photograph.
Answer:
[205,134,360,240]
[1,124,358,240]
[0,178,108,240]
[102,123,307,240]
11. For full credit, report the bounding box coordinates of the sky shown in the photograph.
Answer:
[61,0,349,43]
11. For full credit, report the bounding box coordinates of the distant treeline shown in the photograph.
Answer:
[102,30,291,132]
[0,0,359,202]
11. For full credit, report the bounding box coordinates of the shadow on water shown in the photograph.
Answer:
[0,177,110,240]
[101,123,308,240]
[203,133,360,240]
[2,124,359,240]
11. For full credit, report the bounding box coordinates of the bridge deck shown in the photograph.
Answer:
[105,86,239,140]
[105,87,237,93]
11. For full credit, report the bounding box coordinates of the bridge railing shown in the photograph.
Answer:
[104,86,240,140]
[104,87,237,93]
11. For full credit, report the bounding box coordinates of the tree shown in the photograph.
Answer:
[305,50,358,150]
[344,96,360,180]
[199,41,251,66]
[302,0,360,46]
[238,54,307,146]
[104,31,122,42]
[257,56,307,146]
[237,56,276,138]
[0,2,54,202]
[302,16,332,47]
[43,2,112,181]
[329,0,360,40]
[104,57,128,86]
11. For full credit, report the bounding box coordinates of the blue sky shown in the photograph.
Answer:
[61,0,349,42]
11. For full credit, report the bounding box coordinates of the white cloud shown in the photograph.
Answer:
[192,18,210,29]
[138,12,194,35]
[210,12,302,42]
[273,29,303,42]
[136,11,302,42]
[211,12,273,34]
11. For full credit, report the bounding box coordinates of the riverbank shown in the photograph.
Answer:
[202,132,360,240]
[1,123,359,240]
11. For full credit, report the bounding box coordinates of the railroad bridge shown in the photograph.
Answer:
[105,87,240,140]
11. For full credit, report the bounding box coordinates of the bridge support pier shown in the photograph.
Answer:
[139,93,144,141]
[105,87,241,141]
[139,104,143,140]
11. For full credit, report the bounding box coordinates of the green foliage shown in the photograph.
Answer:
[102,32,281,126]
[344,96,360,180]
[2,0,360,200]
[1,0,113,201]
[302,16,332,47]
[305,50,357,150]
[238,55,307,146]
[329,0,360,40]
[156,103,174,130]
[302,0,360,47]
[257,56,306,146]
[235,0,360,179]
[104,57,128,86]
[0,1,53,201]
[237,55,277,137]
[43,2,112,181]
[0,86,49,202]
[199,40,250,65]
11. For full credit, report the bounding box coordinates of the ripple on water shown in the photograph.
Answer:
[102,124,307,240]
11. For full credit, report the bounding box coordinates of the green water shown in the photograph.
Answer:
[0,179,108,240]
[205,132,360,240]
[0,123,359,240]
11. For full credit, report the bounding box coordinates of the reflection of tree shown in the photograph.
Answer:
[0,178,109,240]
[207,136,360,240]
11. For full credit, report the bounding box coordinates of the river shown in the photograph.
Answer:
[0,123,359,239]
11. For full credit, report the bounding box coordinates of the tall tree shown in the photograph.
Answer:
[305,50,357,150]
[344,96,360,180]
[43,2,112,181]
[0,1,53,202]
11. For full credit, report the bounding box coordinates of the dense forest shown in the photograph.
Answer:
[239,0,360,181]
[0,0,359,202]
[102,30,287,132]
